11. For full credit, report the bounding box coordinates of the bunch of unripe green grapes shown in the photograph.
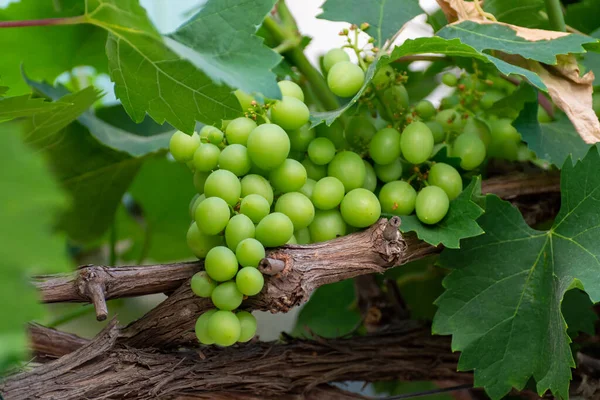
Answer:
[168,42,531,347]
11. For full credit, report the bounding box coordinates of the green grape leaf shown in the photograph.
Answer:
[582,28,600,84]
[167,0,281,99]
[292,280,360,338]
[483,0,547,29]
[437,21,600,90]
[0,128,70,370]
[18,87,147,242]
[120,157,197,262]
[382,37,544,90]
[310,60,378,127]
[438,21,598,65]
[318,0,423,45]
[0,0,106,95]
[514,101,592,167]
[26,77,173,157]
[487,83,537,119]
[565,0,600,35]
[434,147,600,399]
[0,94,69,122]
[562,289,597,338]
[83,0,241,133]
[397,177,484,249]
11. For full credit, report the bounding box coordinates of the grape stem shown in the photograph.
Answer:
[0,15,85,28]
[543,0,566,32]
[262,16,341,112]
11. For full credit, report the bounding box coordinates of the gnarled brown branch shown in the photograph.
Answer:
[2,320,467,400]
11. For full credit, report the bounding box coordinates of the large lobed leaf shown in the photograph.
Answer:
[398,177,484,249]
[0,128,71,369]
[318,0,423,45]
[167,0,281,100]
[84,0,241,133]
[483,0,547,29]
[434,147,600,399]
[18,87,147,243]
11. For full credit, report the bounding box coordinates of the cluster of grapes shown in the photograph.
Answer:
[168,31,532,346]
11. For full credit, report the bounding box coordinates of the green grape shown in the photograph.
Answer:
[275,192,315,230]
[294,227,311,244]
[374,158,403,183]
[247,124,290,170]
[287,234,297,244]
[299,178,317,198]
[199,125,212,141]
[186,222,224,258]
[490,119,521,143]
[195,309,217,345]
[236,238,265,268]
[307,137,336,165]
[302,157,327,181]
[193,170,210,193]
[311,176,345,210]
[488,136,520,161]
[315,120,347,150]
[435,109,463,132]
[415,186,449,225]
[236,267,265,296]
[480,90,505,109]
[378,181,417,215]
[278,80,304,101]
[207,310,241,347]
[288,124,316,152]
[463,117,492,148]
[372,65,395,88]
[207,127,225,145]
[382,85,409,111]
[340,188,381,228]
[308,209,347,243]
[517,143,533,162]
[192,143,220,172]
[400,121,434,165]
[537,106,553,123]
[195,196,231,235]
[440,94,460,109]
[442,73,457,87]
[225,117,257,146]
[170,131,200,162]
[415,100,436,119]
[327,151,366,192]
[270,96,310,130]
[362,160,377,192]
[255,212,294,247]
[204,169,242,206]
[211,281,243,310]
[453,132,486,170]
[323,48,350,72]
[189,193,205,218]
[236,311,257,343]
[235,89,254,111]
[225,214,255,251]
[369,127,401,165]
[269,159,307,193]
[428,163,462,200]
[239,194,270,224]
[205,246,238,282]
[327,61,365,98]
[191,271,216,298]
[425,121,445,144]
[345,116,376,155]
[241,174,274,205]
[218,144,252,177]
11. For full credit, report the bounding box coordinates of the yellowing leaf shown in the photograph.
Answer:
[530,57,600,144]
[435,0,482,22]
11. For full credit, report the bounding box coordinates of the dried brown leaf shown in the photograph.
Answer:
[436,0,482,22]
[530,56,600,144]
